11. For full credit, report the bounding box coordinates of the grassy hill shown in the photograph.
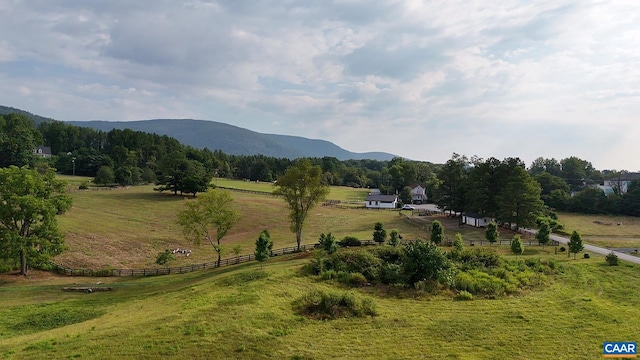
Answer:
[0,105,56,125]
[1,249,639,359]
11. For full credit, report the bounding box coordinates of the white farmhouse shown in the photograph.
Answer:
[365,194,398,209]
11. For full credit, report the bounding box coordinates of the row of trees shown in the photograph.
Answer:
[2,113,639,216]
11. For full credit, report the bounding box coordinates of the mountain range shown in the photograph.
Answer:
[1,105,396,161]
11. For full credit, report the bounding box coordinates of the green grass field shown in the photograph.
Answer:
[1,249,639,359]
[2,179,640,359]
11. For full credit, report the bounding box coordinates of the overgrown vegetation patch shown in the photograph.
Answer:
[295,290,377,319]
[8,304,104,333]
[309,243,561,298]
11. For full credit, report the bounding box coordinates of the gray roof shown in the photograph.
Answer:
[366,194,398,202]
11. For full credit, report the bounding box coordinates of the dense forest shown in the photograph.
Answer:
[1,112,638,218]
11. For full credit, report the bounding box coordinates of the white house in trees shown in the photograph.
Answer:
[409,184,427,204]
[603,173,640,194]
[365,194,398,209]
[461,213,493,227]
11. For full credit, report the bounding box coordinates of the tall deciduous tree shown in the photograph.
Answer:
[485,222,499,246]
[254,229,273,268]
[373,222,387,245]
[273,159,329,251]
[430,220,444,245]
[177,189,239,267]
[568,231,584,260]
[0,114,39,168]
[0,166,72,275]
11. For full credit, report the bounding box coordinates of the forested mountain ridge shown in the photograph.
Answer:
[1,105,396,161]
[64,119,397,161]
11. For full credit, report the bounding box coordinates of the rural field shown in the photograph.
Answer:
[1,177,639,359]
[558,213,640,250]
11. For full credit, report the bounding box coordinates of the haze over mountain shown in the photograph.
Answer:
[1,105,396,161]
[66,119,397,161]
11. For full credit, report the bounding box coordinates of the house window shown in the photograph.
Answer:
[376,201,379,205]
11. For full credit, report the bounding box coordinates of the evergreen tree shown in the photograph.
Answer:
[510,235,524,259]
[568,231,584,260]
[254,229,273,268]
[373,221,387,245]
[485,222,499,245]
[535,220,551,248]
[430,220,444,245]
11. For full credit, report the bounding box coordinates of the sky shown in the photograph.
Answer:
[1,1,639,171]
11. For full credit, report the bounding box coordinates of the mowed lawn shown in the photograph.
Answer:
[56,184,424,269]
[1,250,639,359]
[558,213,640,249]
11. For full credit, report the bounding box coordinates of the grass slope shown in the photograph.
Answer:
[1,251,639,359]
[558,213,640,249]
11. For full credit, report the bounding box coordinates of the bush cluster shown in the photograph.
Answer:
[295,290,377,319]
[605,252,619,266]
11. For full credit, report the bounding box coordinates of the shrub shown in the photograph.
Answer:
[327,250,382,281]
[155,250,175,265]
[456,291,473,301]
[458,249,501,269]
[559,246,566,252]
[403,240,454,285]
[79,182,89,190]
[348,272,368,287]
[318,233,338,254]
[369,246,403,264]
[295,290,377,319]
[583,253,590,259]
[605,252,619,266]
[338,236,362,247]
[379,263,404,285]
[321,270,337,280]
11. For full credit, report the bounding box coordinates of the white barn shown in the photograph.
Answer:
[365,194,398,209]
[462,213,493,227]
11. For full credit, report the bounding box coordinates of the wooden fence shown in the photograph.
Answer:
[48,244,317,277]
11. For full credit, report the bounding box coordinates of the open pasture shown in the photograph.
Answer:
[55,185,424,269]
[1,249,639,359]
[558,213,640,249]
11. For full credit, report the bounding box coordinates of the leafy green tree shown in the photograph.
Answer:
[402,240,454,286]
[254,229,273,268]
[232,244,243,263]
[373,222,387,245]
[510,235,524,259]
[451,233,464,258]
[399,186,412,205]
[535,220,551,248]
[605,252,619,266]
[0,166,72,275]
[389,229,401,247]
[155,250,175,265]
[318,233,337,254]
[94,166,115,186]
[177,189,239,267]
[273,159,330,251]
[435,153,469,216]
[430,220,444,245]
[0,114,38,168]
[496,166,544,229]
[485,222,499,245]
[568,231,584,260]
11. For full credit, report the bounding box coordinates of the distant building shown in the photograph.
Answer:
[409,184,427,204]
[461,213,493,227]
[34,146,52,158]
[603,173,640,194]
[365,194,398,209]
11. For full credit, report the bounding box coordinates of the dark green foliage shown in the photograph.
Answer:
[369,246,404,264]
[402,240,454,285]
[430,220,444,245]
[560,246,566,252]
[583,253,590,259]
[325,250,382,281]
[373,221,387,244]
[605,252,619,266]
[510,235,524,258]
[568,231,584,260]
[78,182,89,190]
[0,114,38,168]
[318,232,337,254]
[379,263,404,284]
[535,220,551,247]
[451,233,464,259]
[457,249,501,270]
[348,272,368,287]
[155,250,175,265]
[295,290,377,319]
[94,166,115,186]
[388,229,401,247]
[338,236,361,247]
[485,222,499,245]
[255,229,273,265]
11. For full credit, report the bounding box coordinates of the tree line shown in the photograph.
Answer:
[1,113,638,216]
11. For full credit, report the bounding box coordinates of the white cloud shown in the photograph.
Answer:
[0,0,639,170]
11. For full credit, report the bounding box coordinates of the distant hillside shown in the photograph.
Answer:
[64,119,397,161]
[0,105,55,125]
